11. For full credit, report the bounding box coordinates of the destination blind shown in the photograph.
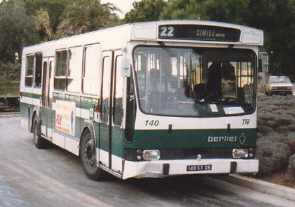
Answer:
[158,25,241,42]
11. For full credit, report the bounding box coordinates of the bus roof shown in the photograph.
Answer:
[23,20,263,55]
[130,20,263,45]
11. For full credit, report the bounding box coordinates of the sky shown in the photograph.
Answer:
[101,0,139,18]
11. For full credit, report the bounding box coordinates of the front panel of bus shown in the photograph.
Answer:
[122,42,258,177]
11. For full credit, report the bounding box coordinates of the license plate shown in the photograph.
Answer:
[187,164,212,172]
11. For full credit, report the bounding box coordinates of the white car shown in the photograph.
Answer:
[265,76,293,95]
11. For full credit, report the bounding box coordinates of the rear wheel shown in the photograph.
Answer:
[32,119,49,149]
[80,130,105,180]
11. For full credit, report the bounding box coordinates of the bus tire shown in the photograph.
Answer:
[32,119,49,149]
[80,130,105,180]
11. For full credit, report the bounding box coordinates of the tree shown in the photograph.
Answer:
[24,0,69,36]
[124,0,167,23]
[245,0,295,75]
[161,0,249,23]
[33,9,53,41]
[0,0,120,64]
[56,0,119,37]
[161,0,204,20]
[160,0,295,78]
[0,0,39,63]
[25,0,119,39]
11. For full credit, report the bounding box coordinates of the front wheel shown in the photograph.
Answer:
[33,120,50,149]
[80,130,105,180]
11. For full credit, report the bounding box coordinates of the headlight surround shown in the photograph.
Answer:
[142,150,160,161]
[232,148,251,159]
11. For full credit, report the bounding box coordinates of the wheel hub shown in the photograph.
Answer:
[84,139,95,167]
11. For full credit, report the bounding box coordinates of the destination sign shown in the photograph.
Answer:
[158,25,241,42]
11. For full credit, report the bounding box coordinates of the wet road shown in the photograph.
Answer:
[0,116,294,207]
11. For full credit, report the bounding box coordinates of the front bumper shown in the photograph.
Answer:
[270,89,292,94]
[123,158,259,179]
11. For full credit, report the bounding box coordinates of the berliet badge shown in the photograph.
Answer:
[239,133,247,145]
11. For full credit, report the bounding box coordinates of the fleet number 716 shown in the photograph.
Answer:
[242,119,250,125]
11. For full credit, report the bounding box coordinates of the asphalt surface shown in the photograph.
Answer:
[0,115,294,207]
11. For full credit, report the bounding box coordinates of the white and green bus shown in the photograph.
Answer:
[20,20,263,180]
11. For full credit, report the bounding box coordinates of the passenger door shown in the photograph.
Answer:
[40,57,53,138]
[110,51,124,173]
[99,51,124,174]
[99,51,113,168]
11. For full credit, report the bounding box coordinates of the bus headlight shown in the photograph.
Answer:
[142,150,160,161]
[232,149,250,159]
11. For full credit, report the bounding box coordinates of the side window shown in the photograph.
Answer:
[101,56,112,123]
[34,53,42,88]
[54,50,68,90]
[41,61,47,106]
[25,55,34,87]
[113,56,123,126]
[67,47,83,93]
[83,44,101,95]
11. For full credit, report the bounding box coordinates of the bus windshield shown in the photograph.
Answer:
[133,46,256,117]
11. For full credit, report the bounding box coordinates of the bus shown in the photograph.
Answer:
[20,20,263,180]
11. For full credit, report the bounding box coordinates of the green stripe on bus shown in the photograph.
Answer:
[125,128,256,150]
[21,92,41,99]
[94,128,256,158]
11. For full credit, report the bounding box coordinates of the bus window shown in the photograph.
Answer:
[25,55,34,87]
[83,44,101,95]
[67,47,83,93]
[54,50,68,91]
[41,61,48,106]
[101,56,112,123]
[34,53,42,88]
[113,55,123,126]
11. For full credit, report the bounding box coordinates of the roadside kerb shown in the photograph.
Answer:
[222,174,295,202]
[0,112,20,117]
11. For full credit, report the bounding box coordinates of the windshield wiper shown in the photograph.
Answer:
[195,97,222,105]
[221,97,241,105]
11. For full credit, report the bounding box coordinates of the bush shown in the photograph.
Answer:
[288,154,295,177]
[256,137,291,176]
[0,62,20,97]
[258,95,295,133]
[277,126,289,134]
[287,133,295,154]
[277,115,293,126]
[257,125,274,135]
[257,95,295,176]
[0,62,20,81]
[288,124,295,131]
